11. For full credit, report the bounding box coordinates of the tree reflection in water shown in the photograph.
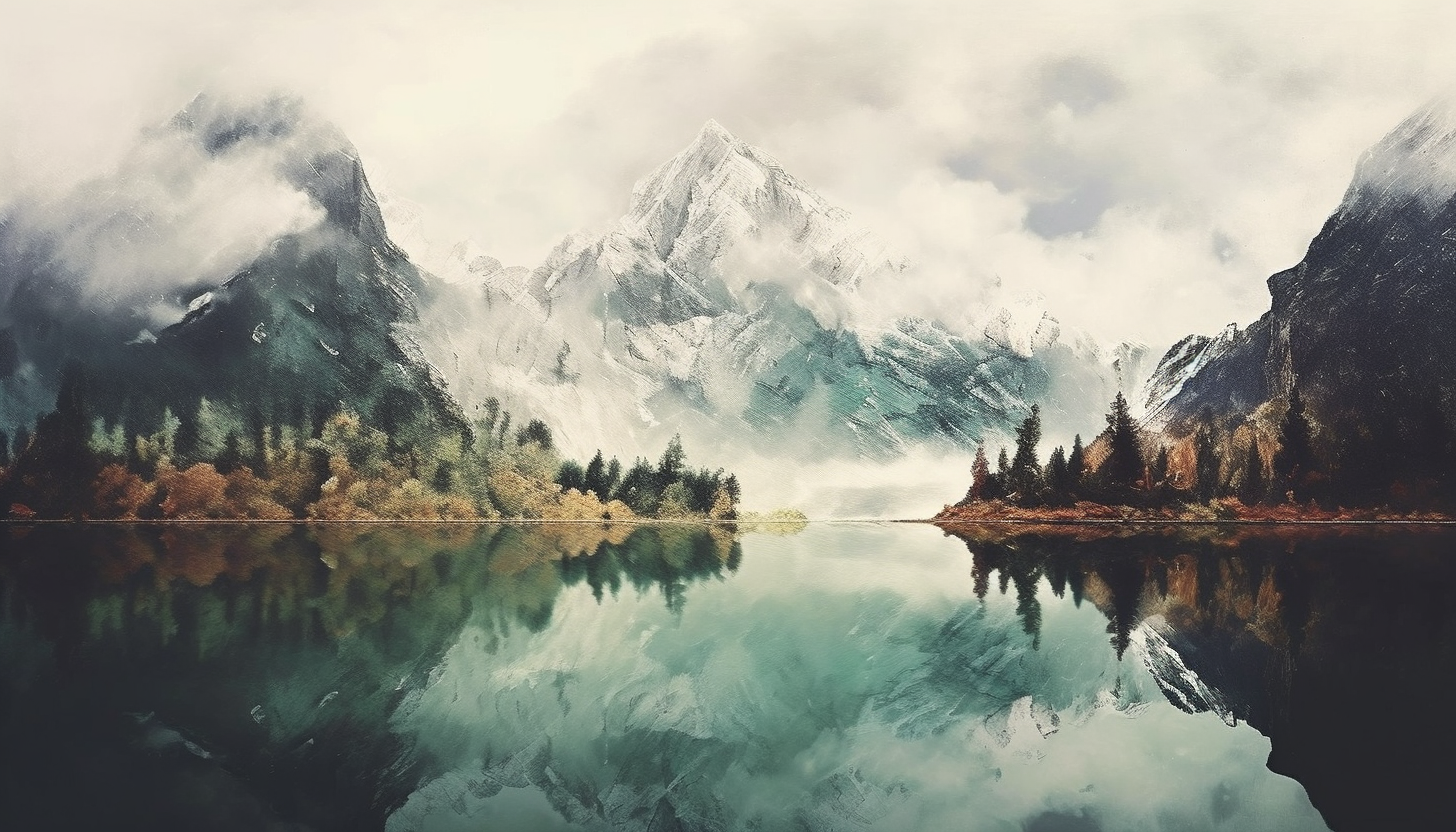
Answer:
[0,523,740,831]
[946,524,1456,832]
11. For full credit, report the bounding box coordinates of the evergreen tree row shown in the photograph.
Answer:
[960,386,1324,511]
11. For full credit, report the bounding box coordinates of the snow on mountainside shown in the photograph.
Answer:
[1140,324,1242,427]
[410,120,1137,488]
[530,119,907,329]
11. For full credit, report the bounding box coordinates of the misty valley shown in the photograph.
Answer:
[4,43,1456,832]
[2,522,1451,831]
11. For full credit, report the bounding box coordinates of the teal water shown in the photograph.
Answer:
[1,523,1452,831]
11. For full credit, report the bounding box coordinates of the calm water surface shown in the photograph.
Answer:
[1,522,1452,831]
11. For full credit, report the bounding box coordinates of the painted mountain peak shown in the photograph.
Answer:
[0,92,456,443]
[0,94,757,522]
[1131,97,1456,508]
[413,119,1140,474]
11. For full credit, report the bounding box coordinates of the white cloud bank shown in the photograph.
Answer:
[3,0,1455,356]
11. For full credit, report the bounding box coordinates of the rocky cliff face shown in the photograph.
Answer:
[0,94,461,442]
[1143,100,1456,446]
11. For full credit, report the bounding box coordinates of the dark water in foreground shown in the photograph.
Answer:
[1,523,1452,831]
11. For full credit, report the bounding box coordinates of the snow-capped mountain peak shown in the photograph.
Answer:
[602,120,901,303]
[409,117,1134,503]
[1343,96,1456,213]
[1140,323,1243,426]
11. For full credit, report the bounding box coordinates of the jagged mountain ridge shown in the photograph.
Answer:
[0,94,462,444]
[1141,99,1456,445]
[413,120,1138,467]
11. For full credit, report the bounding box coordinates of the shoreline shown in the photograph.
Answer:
[930,500,1454,526]
[3,517,1454,527]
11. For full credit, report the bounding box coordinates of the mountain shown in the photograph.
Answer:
[0,94,462,453]
[1140,321,1271,429]
[1140,100,1456,496]
[411,121,1138,471]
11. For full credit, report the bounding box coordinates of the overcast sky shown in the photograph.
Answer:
[5,0,1456,355]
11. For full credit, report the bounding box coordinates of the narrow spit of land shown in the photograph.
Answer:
[929,499,1454,525]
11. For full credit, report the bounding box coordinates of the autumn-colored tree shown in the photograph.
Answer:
[969,445,990,502]
[90,463,158,519]
[157,463,291,520]
[157,463,230,519]
[709,486,738,521]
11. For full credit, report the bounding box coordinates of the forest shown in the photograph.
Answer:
[949,384,1456,519]
[0,369,741,522]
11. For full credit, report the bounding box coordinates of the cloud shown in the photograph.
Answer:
[2,95,332,329]
[391,528,1328,831]
[5,0,1456,356]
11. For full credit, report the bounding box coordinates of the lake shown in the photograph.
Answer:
[1,522,1452,831]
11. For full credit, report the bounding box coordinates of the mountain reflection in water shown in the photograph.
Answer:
[0,522,1449,832]
[947,524,1456,832]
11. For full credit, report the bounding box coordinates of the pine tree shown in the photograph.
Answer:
[247,407,269,473]
[481,397,500,437]
[723,473,741,508]
[215,432,244,475]
[173,404,201,464]
[583,451,608,500]
[1068,434,1085,490]
[1240,437,1264,506]
[657,434,686,485]
[1046,446,1071,505]
[615,458,660,515]
[1151,445,1170,487]
[969,445,990,502]
[1272,384,1315,503]
[1104,392,1142,490]
[1193,409,1220,503]
[433,460,456,493]
[1009,404,1043,500]
[18,364,99,517]
[605,457,623,497]
[556,459,586,492]
[515,418,554,450]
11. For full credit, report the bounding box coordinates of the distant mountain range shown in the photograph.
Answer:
[405,119,1142,464]
[14,91,1454,512]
